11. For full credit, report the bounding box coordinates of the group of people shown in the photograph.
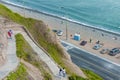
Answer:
[59,68,66,77]
[7,30,13,39]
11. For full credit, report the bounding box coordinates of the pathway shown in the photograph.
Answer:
[0,29,68,80]
[0,35,19,79]
[15,31,68,80]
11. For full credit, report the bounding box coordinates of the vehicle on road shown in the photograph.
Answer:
[100,49,109,54]
[109,48,120,56]
[93,43,103,50]
[57,30,63,36]
[80,40,87,46]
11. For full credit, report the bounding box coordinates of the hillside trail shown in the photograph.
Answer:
[14,30,68,80]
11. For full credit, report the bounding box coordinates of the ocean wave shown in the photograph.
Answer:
[1,0,120,36]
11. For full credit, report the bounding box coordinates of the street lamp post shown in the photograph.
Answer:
[17,0,25,17]
[21,1,25,17]
[61,7,68,40]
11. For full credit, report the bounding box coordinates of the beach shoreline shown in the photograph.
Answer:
[1,2,120,64]
[1,0,120,37]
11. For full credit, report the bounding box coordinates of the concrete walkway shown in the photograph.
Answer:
[0,35,19,79]
[15,31,68,80]
[0,30,67,80]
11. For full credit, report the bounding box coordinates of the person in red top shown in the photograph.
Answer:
[8,31,11,39]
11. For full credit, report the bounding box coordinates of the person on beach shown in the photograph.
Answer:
[70,34,72,38]
[90,38,92,43]
[102,33,104,36]
[96,40,100,44]
[113,37,117,40]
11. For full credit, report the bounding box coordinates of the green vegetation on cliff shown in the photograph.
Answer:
[69,69,103,80]
[15,33,52,80]
[0,4,103,80]
[0,3,69,73]
[7,63,29,80]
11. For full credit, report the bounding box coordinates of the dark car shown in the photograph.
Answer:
[52,29,58,33]
[109,48,120,56]
[80,41,87,46]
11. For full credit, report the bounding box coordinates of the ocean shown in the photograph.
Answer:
[2,0,120,34]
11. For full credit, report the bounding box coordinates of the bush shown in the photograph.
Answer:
[69,75,86,80]
[7,63,28,80]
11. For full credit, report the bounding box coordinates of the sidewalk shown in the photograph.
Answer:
[15,31,68,80]
[0,35,19,79]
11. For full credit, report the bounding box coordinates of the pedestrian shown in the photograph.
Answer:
[59,68,63,76]
[102,33,104,36]
[8,31,11,39]
[9,30,13,39]
[9,30,13,35]
[62,68,66,77]
[96,40,100,44]
[70,34,72,37]
[90,38,92,43]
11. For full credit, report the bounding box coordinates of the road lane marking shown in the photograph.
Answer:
[61,40,120,67]
[71,53,120,78]
[64,46,73,51]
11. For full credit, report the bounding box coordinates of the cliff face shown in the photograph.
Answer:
[0,27,7,66]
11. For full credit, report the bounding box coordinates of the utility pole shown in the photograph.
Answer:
[65,19,68,40]
[17,0,25,17]
[61,7,68,40]
[23,1,25,17]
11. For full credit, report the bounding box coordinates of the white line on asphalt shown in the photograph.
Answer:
[61,40,120,67]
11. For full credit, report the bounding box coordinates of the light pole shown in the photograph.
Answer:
[17,0,25,17]
[21,1,25,17]
[61,7,68,40]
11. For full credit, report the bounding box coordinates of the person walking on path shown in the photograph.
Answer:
[59,68,63,76]
[62,68,66,77]
[9,30,13,35]
[8,30,13,39]
[8,31,11,39]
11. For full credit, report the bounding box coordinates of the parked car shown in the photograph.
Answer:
[80,40,87,46]
[52,29,58,33]
[100,49,109,54]
[109,48,120,56]
[93,43,103,50]
[57,30,63,36]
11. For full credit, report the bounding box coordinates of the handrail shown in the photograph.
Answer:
[21,26,59,67]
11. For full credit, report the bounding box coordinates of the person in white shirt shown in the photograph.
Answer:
[62,68,66,77]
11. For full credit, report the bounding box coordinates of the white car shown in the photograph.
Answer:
[57,30,63,36]
[93,43,103,50]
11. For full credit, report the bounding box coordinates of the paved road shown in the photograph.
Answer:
[61,41,120,80]
[0,35,19,79]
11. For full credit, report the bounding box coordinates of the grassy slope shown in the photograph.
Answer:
[15,33,52,80]
[69,69,103,80]
[82,69,103,80]
[6,63,29,80]
[0,3,68,73]
[0,4,103,79]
